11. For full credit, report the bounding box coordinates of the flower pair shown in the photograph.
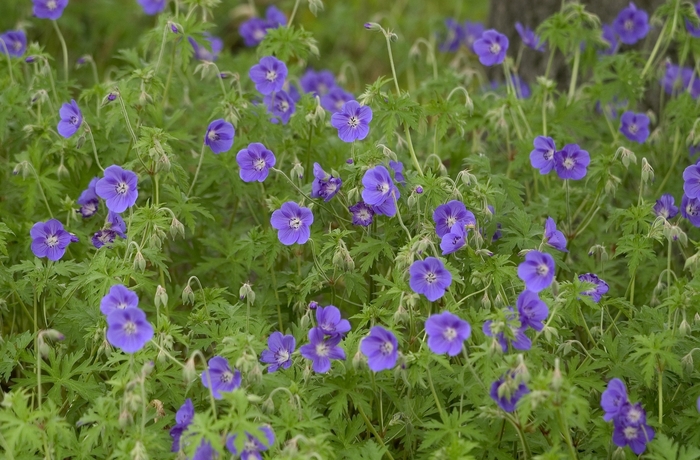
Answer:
[299,305,350,373]
[601,378,655,455]
[361,165,401,217]
[433,200,476,255]
[101,285,154,354]
[529,136,590,180]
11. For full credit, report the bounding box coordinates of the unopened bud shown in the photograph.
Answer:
[393,304,409,325]
[183,356,197,382]
[133,251,146,272]
[481,291,491,309]
[352,349,366,370]
[364,22,381,31]
[168,22,181,34]
[682,352,694,373]
[170,217,185,239]
[641,158,654,183]
[389,33,398,42]
[25,55,37,63]
[551,358,563,390]
[57,162,70,180]
[155,285,168,309]
[679,318,691,337]
[262,397,275,414]
[76,134,86,150]
[308,301,318,310]
[290,160,304,180]
[616,147,637,168]
[182,284,195,305]
[493,293,505,309]
[141,360,155,377]
[239,282,255,305]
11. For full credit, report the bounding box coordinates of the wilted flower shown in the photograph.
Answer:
[544,217,567,252]
[515,22,545,51]
[579,273,610,302]
[76,177,100,218]
[311,163,342,201]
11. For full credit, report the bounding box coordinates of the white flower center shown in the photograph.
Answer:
[254,158,266,171]
[207,130,219,141]
[624,19,634,31]
[627,407,642,424]
[623,426,638,440]
[253,29,266,41]
[83,202,97,214]
[536,264,549,276]
[13,41,21,51]
[446,216,457,229]
[377,183,390,194]
[358,209,371,220]
[279,100,289,112]
[117,302,128,310]
[289,217,302,230]
[325,182,337,194]
[47,0,57,10]
[563,157,575,170]
[490,43,501,54]
[220,371,233,383]
[628,123,638,134]
[116,182,129,195]
[123,321,137,335]
[276,350,290,363]
[425,272,437,284]
[315,342,329,357]
[380,341,394,355]
[46,235,59,247]
[265,70,277,82]
[348,116,360,128]
[544,149,553,160]
[687,204,698,216]
[443,327,457,341]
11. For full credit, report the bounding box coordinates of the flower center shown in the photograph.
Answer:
[490,43,501,54]
[123,321,137,335]
[660,209,669,218]
[376,182,390,194]
[265,70,277,82]
[443,327,457,341]
[628,123,638,134]
[627,407,642,424]
[116,182,129,195]
[324,182,337,194]
[243,439,258,452]
[117,302,128,310]
[536,264,549,276]
[83,202,97,214]
[97,231,113,244]
[253,29,266,41]
[70,115,79,126]
[380,341,394,355]
[451,234,461,245]
[289,217,302,230]
[207,130,219,141]
[687,204,698,216]
[13,41,21,51]
[624,19,634,31]
[315,342,329,357]
[46,234,59,247]
[253,158,266,171]
[544,149,553,161]
[623,426,638,440]
[279,100,289,112]
[348,116,360,128]
[220,371,234,383]
[358,209,371,220]
[47,0,57,10]
[563,157,575,170]
[425,272,437,284]
[276,350,290,363]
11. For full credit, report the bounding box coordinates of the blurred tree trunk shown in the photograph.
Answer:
[488,0,666,86]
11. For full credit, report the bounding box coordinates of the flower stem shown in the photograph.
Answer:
[154,23,169,75]
[288,0,301,26]
[426,366,447,420]
[567,46,580,105]
[187,143,207,197]
[0,41,14,85]
[357,404,395,460]
[52,20,69,81]
[658,369,664,430]
[83,121,105,171]
[641,21,669,78]
[504,413,532,460]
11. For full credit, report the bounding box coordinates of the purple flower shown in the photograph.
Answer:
[389,160,405,185]
[226,426,275,459]
[205,119,235,154]
[236,143,275,182]
[239,18,269,47]
[188,34,223,61]
[409,257,452,301]
[432,200,474,237]
[483,315,532,352]
[360,326,398,372]
[315,305,351,338]
[682,194,700,227]
[300,69,335,96]
[661,63,694,95]
[249,56,287,95]
[265,5,286,26]
[92,229,118,249]
[544,217,567,252]
[95,165,139,213]
[511,75,531,99]
[0,30,27,57]
[473,29,509,66]
[260,332,295,373]
[687,2,700,37]
[653,194,679,219]
[270,202,313,245]
[361,165,400,217]
[76,177,100,218]
[264,90,295,124]
[578,273,610,303]
[613,2,649,45]
[463,21,484,51]
[311,163,342,201]
[612,402,655,455]
[440,222,467,255]
[516,290,548,331]
[107,211,127,236]
[299,327,346,373]
[529,136,556,175]
[106,307,154,354]
[137,0,166,15]
[321,86,354,112]
[515,22,544,51]
[33,0,68,20]
[30,219,73,261]
[438,19,465,52]
[57,100,82,138]
[683,163,700,199]
[553,143,590,180]
[170,399,194,452]
[601,378,628,422]
[490,373,529,412]
[424,311,471,356]
[619,111,650,143]
[601,24,619,55]
[517,250,555,293]
[100,284,138,316]
[331,100,373,142]
[192,440,216,460]
[348,201,374,226]
[201,356,241,399]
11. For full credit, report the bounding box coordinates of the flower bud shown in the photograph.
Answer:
[389,32,398,42]
[76,134,86,150]
[346,158,354,164]
[141,360,155,377]
[262,397,275,414]
[641,157,654,183]
[393,304,409,325]
[481,291,491,309]
[239,282,255,305]
[364,22,382,31]
[133,251,146,272]
[352,349,366,371]
[57,162,70,180]
[130,441,148,460]
[183,356,197,382]
[415,185,423,194]
[551,358,563,391]
[291,160,304,180]
[182,284,195,305]
[155,285,168,309]
[168,22,181,34]
[682,352,694,373]
[679,318,691,337]
[170,217,185,239]
[25,55,37,63]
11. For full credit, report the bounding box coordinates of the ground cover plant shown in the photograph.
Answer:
[2,0,700,458]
